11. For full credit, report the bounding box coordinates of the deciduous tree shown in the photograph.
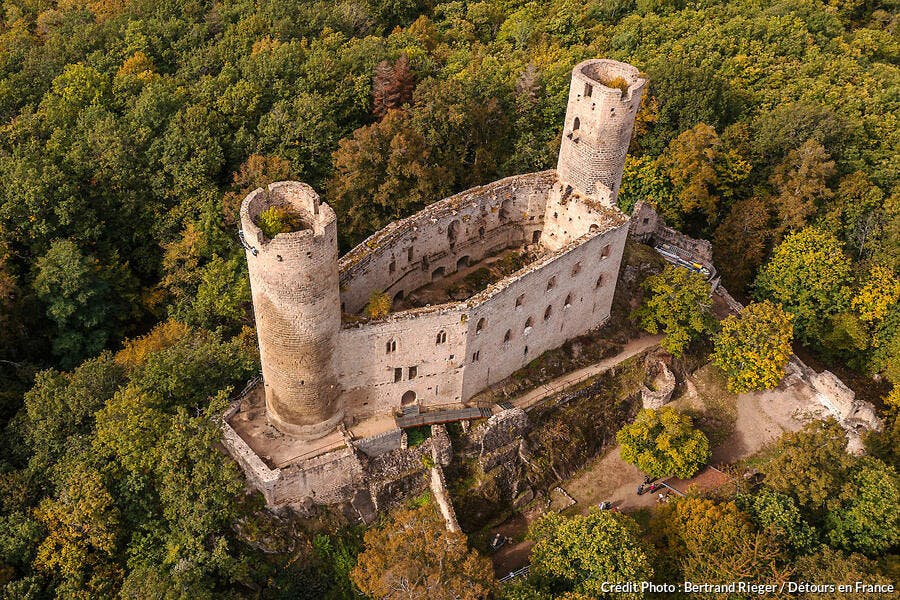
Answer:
[528,511,653,598]
[617,407,710,479]
[633,265,715,357]
[754,227,852,344]
[712,301,793,393]
[351,504,495,600]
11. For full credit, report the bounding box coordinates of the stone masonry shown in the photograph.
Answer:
[226,59,648,509]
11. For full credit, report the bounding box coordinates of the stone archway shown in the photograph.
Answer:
[401,390,417,406]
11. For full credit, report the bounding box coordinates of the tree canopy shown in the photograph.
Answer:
[712,300,794,393]
[632,265,715,357]
[616,407,710,479]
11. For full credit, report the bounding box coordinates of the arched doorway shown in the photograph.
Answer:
[431,266,445,281]
[457,256,470,271]
[401,390,417,406]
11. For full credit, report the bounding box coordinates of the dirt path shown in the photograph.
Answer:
[510,334,663,411]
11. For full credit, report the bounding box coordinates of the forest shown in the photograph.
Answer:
[0,0,897,596]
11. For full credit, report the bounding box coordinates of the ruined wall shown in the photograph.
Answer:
[338,171,555,314]
[460,221,629,400]
[332,218,629,413]
[630,200,714,270]
[272,447,365,505]
[240,182,343,439]
[337,306,468,419]
[556,60,647,203]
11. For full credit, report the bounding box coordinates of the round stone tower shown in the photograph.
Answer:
[239,181,343,439]
[556,59,647,205]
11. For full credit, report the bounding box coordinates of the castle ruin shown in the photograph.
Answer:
[224,59,647,509]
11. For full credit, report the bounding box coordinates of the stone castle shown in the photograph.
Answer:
[224,59,647,509]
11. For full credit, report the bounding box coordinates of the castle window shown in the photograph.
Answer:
[643,217,650,225]
[436,330,447,345]
[516,294,525,308]
[402,390,416,406]
[394,367,403,383]
[504,329,512,343]
[407,247,414,261]
[532,230,542,244]
[546,276,556,291]
[564,293,573,308]
[472,351,480,362]
[601,244,611,259]
[448,220,460,245]
[476,318,486,334]
[573,117,580,131]
[524,317,533,335]
[589,224,600,233]
[544,305,553,321]
[386,339,397,353]
[524,346,529,356]
[571,262,581,276]
[595,275,604,289]
[389,259,396,274]
[584,83,592,97]
[479,226,485,239]
[408,366,417,379]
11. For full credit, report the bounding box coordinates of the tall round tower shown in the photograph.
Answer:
[556,59,647,205]
[239,181,343,439]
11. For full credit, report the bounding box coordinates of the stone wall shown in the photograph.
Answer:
[352,427,404,458]
[334,218,630,415]
[630,200,714,272]
[338,171,555,315]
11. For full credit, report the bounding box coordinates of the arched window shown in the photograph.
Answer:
[573,117,580,131]
[595,275,604,289]
[524,346,529,356]
[476,318,486,334]
[589,224,600,233]
[546,276,556,291]
[524,317,534,335]
[544,305,553,321]
[564,293,573,308]
[401,390,417,406]
[571,262,581,276]
[436,330,447,345]
[386,339,397,353]
[516,294,525,308]
[503,329,512,343]
[601,244,611,258]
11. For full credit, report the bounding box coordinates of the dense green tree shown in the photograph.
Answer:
[632,265,715,357]
[328,110,450,247]
[528,511,653,598]
[712,301,794,393]
[617,407,710,479]
[754,227,852,344]
[33,240,132,368]
[735,489,817,555]
[825,457,900,555]
[759,419,850,516]
[656,123,750,227]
